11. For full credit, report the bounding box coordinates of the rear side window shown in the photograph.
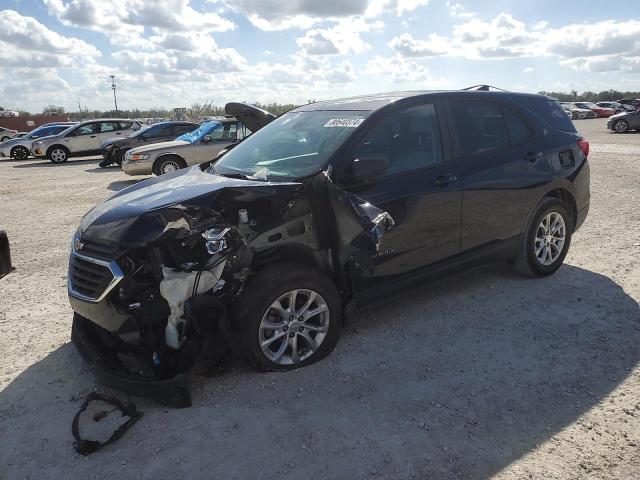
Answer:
[503,108,531,144]
[515,97,576,132]
[119,122,133,130]
[173,124,197,136]
[450,101,509,156]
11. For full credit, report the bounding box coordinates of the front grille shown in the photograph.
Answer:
[77,238,120,261]
[69,256,116,301]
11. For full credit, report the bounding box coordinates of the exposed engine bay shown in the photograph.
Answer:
[69,165,393,407]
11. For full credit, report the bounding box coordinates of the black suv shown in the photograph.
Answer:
[69,91,590,407]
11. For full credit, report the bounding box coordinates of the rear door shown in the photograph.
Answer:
[97,121,121,147]
[337,101,462,286]
[447,97,551,251]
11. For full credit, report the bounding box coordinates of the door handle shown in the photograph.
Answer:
[524,152,543,162]
[433,174,458,187]
[90,135,97,138]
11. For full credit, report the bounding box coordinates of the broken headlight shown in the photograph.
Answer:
[202,227,231,255]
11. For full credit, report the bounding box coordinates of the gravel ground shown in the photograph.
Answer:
[0,119,638,480]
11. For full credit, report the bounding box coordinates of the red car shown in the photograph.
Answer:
[574,102,615,118]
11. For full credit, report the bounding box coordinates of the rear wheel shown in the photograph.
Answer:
[48,146,69,164]
[233,263,342,371]
[613,119,629,133]
[153,156,186,175]
[10,146,29,160]
[514,197,572,277]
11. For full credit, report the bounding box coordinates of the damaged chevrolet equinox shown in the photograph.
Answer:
[69,91,590,407]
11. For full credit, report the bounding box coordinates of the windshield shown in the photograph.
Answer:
[212,110,370,180]
[176,121,221,144]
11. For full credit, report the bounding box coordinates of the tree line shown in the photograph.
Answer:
[537,89,640,102]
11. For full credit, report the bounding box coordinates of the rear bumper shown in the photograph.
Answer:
[575,203,589,231]
[72,313,192,408]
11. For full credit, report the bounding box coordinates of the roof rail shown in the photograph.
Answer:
[462,85,509,92]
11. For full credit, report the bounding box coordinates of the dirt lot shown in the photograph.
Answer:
[0,119,638,479]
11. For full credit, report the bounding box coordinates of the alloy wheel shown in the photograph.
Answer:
[614,120,628,133]
[258,289,330,365]
[50,148,67,163]
[12,146,29,160]
[534,212,566,266]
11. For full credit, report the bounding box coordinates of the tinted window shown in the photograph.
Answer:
[504,108,531,144]
[222,123,238,141]
[147,123,173,138]
[119,122,133,130]
[450,101,509,156]
[172,124,197,136]
[353,103,443,175]
[515,97,576,132]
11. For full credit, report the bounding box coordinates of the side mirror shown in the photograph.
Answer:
[351,155,388,182]
[203,135,212,143]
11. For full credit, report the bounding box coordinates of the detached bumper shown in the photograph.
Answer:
[72,313,192,408]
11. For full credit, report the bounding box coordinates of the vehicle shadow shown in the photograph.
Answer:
[0,264,638,478]
[12,158,100,168]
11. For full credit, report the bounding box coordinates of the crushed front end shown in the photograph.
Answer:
[68,166,393,407]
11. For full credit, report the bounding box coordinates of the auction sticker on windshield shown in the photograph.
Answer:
[324,118,365,128]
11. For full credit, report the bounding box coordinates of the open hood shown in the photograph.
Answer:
[225,102,276,132]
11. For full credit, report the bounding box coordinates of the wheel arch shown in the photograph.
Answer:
[544,188,577,228]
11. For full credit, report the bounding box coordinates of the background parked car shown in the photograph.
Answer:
[0,108,19,117]
[607,109,640,133]
[574,102,615,118]
[0,127,19,141]
[122,119,251,176]
[0,123,75,160]
[32,119,141,163]
[560,103,594,119]
[99,120,199,167]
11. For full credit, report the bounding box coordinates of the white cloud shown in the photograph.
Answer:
[227,0,426,30]
[445,1,474,19]
[523,67,534,73]
[296,18,381,55]
[364,55,449,86]
[44,0,234,46]
[388,14,640,71]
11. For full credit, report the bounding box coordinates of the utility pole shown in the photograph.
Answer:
[110,75,119,113]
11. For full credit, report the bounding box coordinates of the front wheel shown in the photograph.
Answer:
[153,156,186,175]
[11,146,29,160]
[613,119,629,133]
[514,198,572,277]
[48,147,68,164]
[233,263,342,371]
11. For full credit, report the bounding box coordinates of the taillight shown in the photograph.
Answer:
[577,138,589,157]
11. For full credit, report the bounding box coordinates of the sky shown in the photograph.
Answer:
[1,0,640,113]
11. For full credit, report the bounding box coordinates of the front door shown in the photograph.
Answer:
[337,102,462,288]
[190,122,236,165]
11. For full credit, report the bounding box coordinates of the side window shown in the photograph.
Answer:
[119,122,133,130]
[353,103,443,175]
[450,101,509,156]
[222,123,238,141]
[147,124,172,138]
[206,124,225,141]
[69,124,95,136]
[99,122,118,133]
[503,108,531,144]
[172,124,196,136]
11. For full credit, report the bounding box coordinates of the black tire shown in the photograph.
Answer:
[10,146,29,160]
[232,262,343,371]
[48,146,69,164]
[613,119,629,133]
[153,156,187,175]
[514,197,573,277]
